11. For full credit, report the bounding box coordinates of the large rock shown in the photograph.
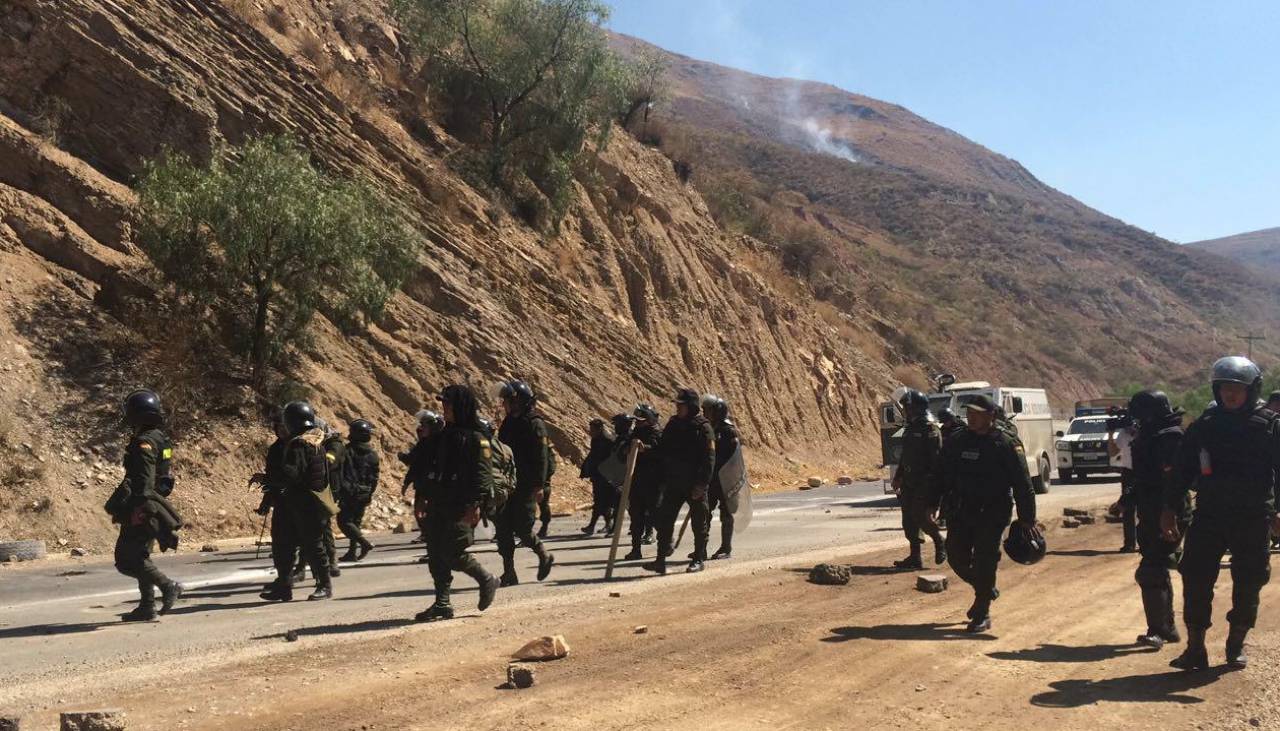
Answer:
[916,574,948,593]
[1062,507,1090,517]
[808,563,851,585]
[1077,514,1097,525]
[60,709,125,731]
[0,716,20,731]
[805,477,824,489]
[1062,518,1080,528]
[513,635,570,662]
[836,476,854,486]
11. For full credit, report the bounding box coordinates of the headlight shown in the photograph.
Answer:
[1056,441,1069,451]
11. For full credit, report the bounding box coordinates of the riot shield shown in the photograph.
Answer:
[718,444,753,533]
[597,450,628,488]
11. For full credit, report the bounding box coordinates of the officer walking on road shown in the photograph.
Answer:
[645,388,716,575]
[623,405,663,560]
[105,390,183,622]
[496,380,555,586]
[401,410,445,547]
[266,401,335,601]
[704,395,740,560]
[416,385,500,621]
[1165,357,1280,670]
[893,390,946,570]
[580,418,617,535]
[337,419,379,563]
[1126,390,1186,650]
[935,395,1037,633]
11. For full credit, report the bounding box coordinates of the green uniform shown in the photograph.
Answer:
[108,427,180,614]
[936,427,1036,619]
[425,423,496,607]
[654,413,716,562]
[1169,405,1280,630]
[496,410,553,577]
[896,416,944,557]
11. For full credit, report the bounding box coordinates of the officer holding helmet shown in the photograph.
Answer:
[1165,356,1280,670]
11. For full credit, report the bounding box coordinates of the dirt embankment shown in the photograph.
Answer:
[8,516,1277,730]
[0,0,889,552]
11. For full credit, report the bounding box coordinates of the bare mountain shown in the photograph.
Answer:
[1189,227,1280,278]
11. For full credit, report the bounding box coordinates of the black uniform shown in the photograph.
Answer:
[259,437,299,593]
[401,433,439,541]
[424,423,497,610]
[581,431,618,533]
[278,428,334,595]
[1169,405,1280,632]
[496,409,554,581]
[894,415,945,564]
[707,417,741,557]
[626,422,663,556]
[337,439,379,559]
[653,414,716,565]
[936,427,1036,621]
[108,427,182,618]
[1130,414,1186,642]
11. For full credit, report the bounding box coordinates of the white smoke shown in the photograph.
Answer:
[798,117,858,163]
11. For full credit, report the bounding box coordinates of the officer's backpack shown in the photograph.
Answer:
[484,435,517,521]
[322,433,357,501]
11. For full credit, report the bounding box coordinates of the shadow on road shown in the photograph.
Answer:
[823,623,996,643]
[989,643,1156,664]
[182,581,272,600]
[0,619,117,639]
[1030,667,1229,708]
[1048,549,1125,558]
[252,616,417,640]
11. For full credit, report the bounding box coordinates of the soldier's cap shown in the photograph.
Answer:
[674,388,701,405]
[962,395,997,414]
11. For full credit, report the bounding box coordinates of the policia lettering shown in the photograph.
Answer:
[495,380,556,586]
[105,390,183,622]
[1165,357,1280,671]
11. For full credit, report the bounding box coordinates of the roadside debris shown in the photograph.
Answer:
[503,664,536,689]
[916,574,948,593]
[808,563,851,585]
[513,635,570,661]
[59,709,125,731]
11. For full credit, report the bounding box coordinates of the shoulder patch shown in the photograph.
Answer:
[161,447,173,459]
[138,441,153,451]
[481,442,492,460]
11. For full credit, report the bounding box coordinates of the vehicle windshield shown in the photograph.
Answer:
[1068,419,1109,435]
[927,395,952,416]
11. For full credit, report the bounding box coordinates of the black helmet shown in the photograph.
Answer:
[415,409,444,431]
[589,417,605,429]
[499,380,536,409]
[1128,390,1173,422]
[634,403,659,423]
[349,418,375,442]
[1003,523,1047,565]
[674,388,701,409]
[702,394,729,422]
[938,407,957,424]
[1210,355,1263,408]
[478,417,495,438]
[123,389,163,428]
[612,413,636,436]
[282,401,316,436]
[898,389,928,416]
[438,384,480,428]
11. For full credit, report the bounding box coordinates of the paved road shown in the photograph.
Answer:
[0,478,1121,690]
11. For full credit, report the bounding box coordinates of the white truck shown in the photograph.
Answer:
[880,379,1055,495]
[1053,414,1116,482]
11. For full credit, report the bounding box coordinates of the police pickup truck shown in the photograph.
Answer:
[1054,413,1117,483]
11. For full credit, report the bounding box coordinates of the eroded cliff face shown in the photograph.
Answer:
[0,0,888,549]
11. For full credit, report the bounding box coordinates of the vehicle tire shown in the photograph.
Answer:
[1058,470,1073,484]
[0,539,47,562]
[1033,456,1051,494]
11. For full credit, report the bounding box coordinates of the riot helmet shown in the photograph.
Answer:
[898,389,929,419]
[282,401,316,436]
[349,418,375,443]
[123,389,163,428]
[702,394,729,423]
[1210,356,1262,409]
[1128,390,1174,423]
[499,380,536,410]
[633,403,659,424]
[611,413,636,439]
[1003,522,1047,565]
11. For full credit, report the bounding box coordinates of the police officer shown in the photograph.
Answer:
[1126,390,1186,650]
[270,401,335,601]
[645,388,716,575]
[337,419,379,563]
[623,405,663,560]
[892,390,945,570]
[496,380,555,586]
[254,411,297,599]
[106,390,183,622]
[316,418,345,577]
[401,410,445,547]
[938,408,963,441]
[704,395,740,560]
[1165,357,1280,670]
[935,395,1036,633]
[416,385,500,621]
[580,418,617,535]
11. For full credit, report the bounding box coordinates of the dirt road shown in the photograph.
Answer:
[4,481,1277,730]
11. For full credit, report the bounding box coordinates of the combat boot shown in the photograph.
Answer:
[1170,626,1209,671]
[643,557,668,575]
[308,582,333,601]
[356,538,374,562]
[329,565,342,577]
[893,545,924,571]
[500,554,519,587]
[623,546,644,561]
[415,602,454,622]
[536,548,556,581]
[1137,586,1172,649]
[642,528,655,545]
[686,558,705,573]
[711,546,732,560]
[339,546,359,563]
[260,582,293,602]
[478,574,500,612]
[602,520,614,535]
[122,604,158,622]
[1226,625,1249,668]
[933,539,947,566]
[159,581,183,615]
[966,615,992,633]
[538,520,550,540]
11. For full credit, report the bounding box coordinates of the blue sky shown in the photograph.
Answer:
[607,1,1279,243]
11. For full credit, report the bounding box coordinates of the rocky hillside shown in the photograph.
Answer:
[0,0,893,552]
[613,36,1280,397]
[1190,227,1280,279]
